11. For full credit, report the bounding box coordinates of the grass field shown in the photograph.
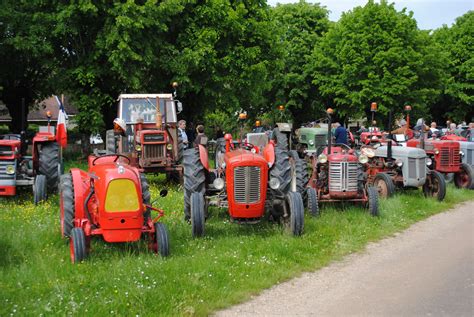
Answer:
[0,167,473,316]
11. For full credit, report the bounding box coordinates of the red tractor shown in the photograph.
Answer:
[305,109,379,217]
[0,110,61,203]
[407,138,473,189]
[183,133,304,237]
[59,154,170,263]
[106,86,184,180]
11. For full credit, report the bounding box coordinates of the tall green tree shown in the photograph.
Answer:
[432,11,474,123]
[308,0,447,124]
[270,0,329,124]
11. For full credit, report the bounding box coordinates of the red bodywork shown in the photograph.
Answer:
[69,156,159,243]
[440,134,467,141]
[407,139,460,173]
[360,131,384,145]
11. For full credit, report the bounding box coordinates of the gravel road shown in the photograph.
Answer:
[216,200,474,316]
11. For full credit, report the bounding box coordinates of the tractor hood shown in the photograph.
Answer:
[89,163,140,201]
[224,149,268,166]
[297,127,327,137]
[375,146,426,159]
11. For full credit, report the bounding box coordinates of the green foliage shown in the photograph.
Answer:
[0,168,472,315]
[270,1,330,123]
[309,0,447,122]
[432,11,474,122]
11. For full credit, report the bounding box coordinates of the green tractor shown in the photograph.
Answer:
[294,123,328,159]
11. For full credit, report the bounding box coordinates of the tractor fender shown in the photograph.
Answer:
[263,142,275,168]
[70,168,90,223]
[197,145,210,171]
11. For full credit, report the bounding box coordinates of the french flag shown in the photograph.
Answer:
[55,95,68,148]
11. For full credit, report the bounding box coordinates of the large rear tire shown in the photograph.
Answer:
[33,174,47,204]
[454,163,474,189]
[306,187,319,217]
[60,173,75,237]
[183,149,206,221]
[39,142,60,192]
[106,129,117,154]
[287,191,304,236]
[374,173,395,198]
[191,192,205,238]
[269,147,292,199]
[423,170,446,201]
[272,128,288,150]
[289,150,309,200]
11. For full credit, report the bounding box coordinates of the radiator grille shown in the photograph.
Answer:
[466,149,473,165]
[408,158,425,179]
[329,162,358,192]
[233,166,261,204]
[143,144,165,159]
[0,160,16,180]
[439,147,459,168]
[315,134,327,146]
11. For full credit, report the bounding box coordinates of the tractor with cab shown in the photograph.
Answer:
[0,108,61,204]
[107,84,184,179]
[59,154,170,263]
[183,132,305,238]
[306,109,379,217]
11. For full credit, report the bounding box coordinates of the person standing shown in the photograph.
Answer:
[333,122,348,145]
[178,120,189,149]
[194,125,208,148]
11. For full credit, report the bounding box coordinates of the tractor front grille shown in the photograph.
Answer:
[440,147,459,168]
[315,134,326,146]
[408,158,425,179]
[233,166,261,204]
[0,160,16,180]
[329,162,358,192]
[466,148,473,165]
[0,145,13,154]
[143,144,165,159]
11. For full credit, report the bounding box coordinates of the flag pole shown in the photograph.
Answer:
[59,95,64,173]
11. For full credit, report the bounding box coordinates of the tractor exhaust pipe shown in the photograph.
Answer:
[20,98,27,156]
[326,108,333,155]
[420,118,425,149]
[387,109,392,160]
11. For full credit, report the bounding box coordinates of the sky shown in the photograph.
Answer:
[267,0,473,30]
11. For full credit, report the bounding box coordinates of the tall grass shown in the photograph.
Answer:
[0,173,472,316]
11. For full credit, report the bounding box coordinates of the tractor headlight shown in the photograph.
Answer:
[358,154,369,164]
[167,144,173,151]
[269,177,280,190]
[426,157,432,166]
[135,144,141,151]
[317,154,327,164]
[213,178,225,190]
[251,147,257,153]
[435,149,439,155]
[118,165,125,174]
[395,159,403,167]
[308,139,314,146]
[361,147,375,158]
[5,165,15,175]
[459,150,464,157]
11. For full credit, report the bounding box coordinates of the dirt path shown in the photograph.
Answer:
[216,201,474,316]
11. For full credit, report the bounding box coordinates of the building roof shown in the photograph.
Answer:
[0,95,78,122]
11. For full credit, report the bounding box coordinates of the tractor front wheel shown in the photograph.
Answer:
[367,186,379,217]
[154,222,170,257]
[60,173,75,237]
[306,187,319,217]
[454,163,474,189]
[33,175,47,204]
[70,227,87,263]
[423,170,446,201]
[191,192,205,238]
[286,191,304,236]
[374,173,395,198]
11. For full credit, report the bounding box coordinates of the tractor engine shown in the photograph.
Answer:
[407,139,460,173]
[224,149,269,219]
[136,129,168,167]
[327,153,360,199]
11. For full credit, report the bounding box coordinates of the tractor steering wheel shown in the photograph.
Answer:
[241,142,257,152]
[333,143,352,151]
[92,154,131,165]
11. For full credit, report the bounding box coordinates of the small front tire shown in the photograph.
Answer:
[374,173,395,198]
[367,186,379,217]
[70,228,87,264]
[454,163,474,189]
[423,170,446,201]
[154,222,170,257]
[287,191,304,236]
[306,187,319,217]
[191,192,205,238]
[33,174,47,205]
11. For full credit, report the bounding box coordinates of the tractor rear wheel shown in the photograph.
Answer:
[289,150,309,201]
[424,170,446,201]
[70,227,87,264]
[367,186,379,217]
[191,192,205,238]
[183,149,206,221]
[286,191,304,236]
[140,174,151,223]
[154,222,170,257]
[269,147,292,199]
[306,187,319,217]
[272,128,288,150]
[454,163,474,189]
[33,174,47,204]
[39,142,60,192]
[60,173,75,237]
[106,129,117,154]
[374,173,395,198]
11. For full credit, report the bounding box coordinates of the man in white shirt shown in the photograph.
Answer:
[178,120,189,148]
